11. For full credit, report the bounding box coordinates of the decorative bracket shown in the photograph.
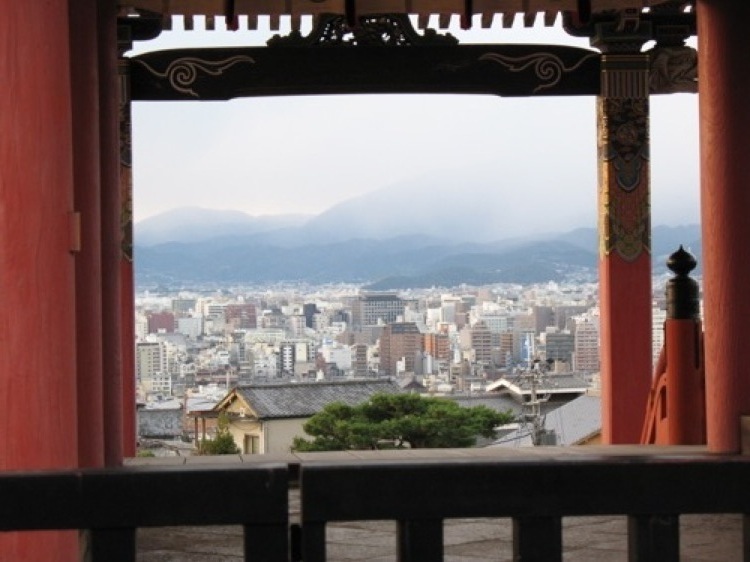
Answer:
[267,13,458,47]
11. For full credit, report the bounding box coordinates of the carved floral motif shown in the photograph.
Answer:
[649,46,698,94]
[267,14,457,47]
[598,98,651,261]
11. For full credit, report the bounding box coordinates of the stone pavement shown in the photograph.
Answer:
[137,494,743,561]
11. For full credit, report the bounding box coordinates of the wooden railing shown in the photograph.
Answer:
[0,462,289,561]
[2,447,749,561]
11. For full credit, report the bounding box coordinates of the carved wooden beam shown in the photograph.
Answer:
[129,43,600,100]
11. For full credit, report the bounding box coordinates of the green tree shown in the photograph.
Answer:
[199,412,240,455]
[292,393,514,451]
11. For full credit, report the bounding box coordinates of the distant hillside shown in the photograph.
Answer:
[134,165,595,247]
[134,224,701,289]
[136,207,312,246]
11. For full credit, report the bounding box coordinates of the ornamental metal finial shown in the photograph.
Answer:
[667,245,697,277]
[666,245,700,320]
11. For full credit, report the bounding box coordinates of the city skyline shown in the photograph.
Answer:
[130,17,700,238]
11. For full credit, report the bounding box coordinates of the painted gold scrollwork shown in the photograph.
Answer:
[134,56,255,98]
[479,52,598,93]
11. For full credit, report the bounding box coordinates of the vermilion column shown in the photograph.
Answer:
[596,53,653,443]
[0,1,79,558]
[698,1,750,453]
[99,0,125,466]
[71,0,106,469]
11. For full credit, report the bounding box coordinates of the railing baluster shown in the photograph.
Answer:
[243,523,289,562]
[301,521,326,562]
[512,516,562,561]
[627,514,679,562]
[397,519,443,561]
[289,523,303,562]
[89,527,136,562]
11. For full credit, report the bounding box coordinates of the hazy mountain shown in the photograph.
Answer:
[135,207,312,246]
[134,223,702,289]
[134,165,596,247]
[133,197,701,289]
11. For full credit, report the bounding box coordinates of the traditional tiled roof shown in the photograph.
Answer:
[491,393,601,447]
[231,379,402,419]
[486,373,590,397]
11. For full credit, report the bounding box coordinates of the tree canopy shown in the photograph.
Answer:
[292,393,514,451]
[199,412,240,455]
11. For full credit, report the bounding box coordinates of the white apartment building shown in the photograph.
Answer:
[136,341,171,395]
[320,343,352,370]
[279,343,295,374]
[136,341,167,381]
[287,315,307,338]
[652,305,667,367]
[177,316,203,339]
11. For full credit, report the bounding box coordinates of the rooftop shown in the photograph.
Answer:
[224,379,402,419]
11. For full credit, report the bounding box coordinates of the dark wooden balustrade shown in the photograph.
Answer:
[300,449,750,561]
[2,447,750,561]
[0,462,289,561]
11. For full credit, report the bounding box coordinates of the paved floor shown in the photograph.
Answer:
[137,499,743,561]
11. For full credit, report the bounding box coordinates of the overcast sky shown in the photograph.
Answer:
[130,17,700,233]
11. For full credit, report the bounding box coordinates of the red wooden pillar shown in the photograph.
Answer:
[697,1,750,453]
[70,0,106,469]
[0,1,79,558]
[99,0,125,466]
[596,52,653,443]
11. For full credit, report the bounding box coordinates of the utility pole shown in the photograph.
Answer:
[523,360,558,446]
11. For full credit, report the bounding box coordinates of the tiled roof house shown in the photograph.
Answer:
[212,380,402,454]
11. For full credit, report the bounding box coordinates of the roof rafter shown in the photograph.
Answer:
[119,0,692,31]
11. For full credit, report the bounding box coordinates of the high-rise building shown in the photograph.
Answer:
[351,293,405,328]
[459,321,494,365]
[279,342,295,375]
[424,333,451,362]
[351,344,369,377]
[303,303,319,328]
[379,322,423,376]
[555,305,589,331]
[176,317,203,339]
[544,329,575,365]
[652,306,667,367]
[136,341,167,382]
[225,303,257,330]
[278,340,314,375]
[513,314,536,363]
[147,311,176,334]
[171,298,196,316]
[287,315,307,337]
[498,332,515,367]
[533,306,555,334]
[320,343,352,370]
[574,317,600,373]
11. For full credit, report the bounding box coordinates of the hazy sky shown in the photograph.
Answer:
[130,17,700,233]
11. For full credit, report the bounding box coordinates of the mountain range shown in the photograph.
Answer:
[134,203,701,289]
